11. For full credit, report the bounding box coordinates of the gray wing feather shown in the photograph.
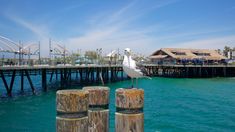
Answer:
[136,62,148,76]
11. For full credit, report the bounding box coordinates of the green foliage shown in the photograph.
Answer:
[85,51,98,60]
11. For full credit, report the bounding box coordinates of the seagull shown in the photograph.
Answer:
[122,48,151,88]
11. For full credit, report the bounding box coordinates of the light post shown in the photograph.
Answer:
[96,49,99,65]
[2,55,4,66]
[38,41,41,65]
[49,38,52,65]
[63,45,66,65]
[99,48,102,65]
[28,47,31,65]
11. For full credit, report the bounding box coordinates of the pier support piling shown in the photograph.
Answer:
[83,86,110,132]
[115,88,144,132]
[56,90,89,132]
[49,70,54,82]
[0,70,9,95]
[8,70,16,96]
[25,70,35,94]
[223,67,227,77]
[42,69,47,91]
[21,70,24,91]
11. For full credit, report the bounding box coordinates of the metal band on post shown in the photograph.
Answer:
[56,90,89,132]
[115,88,144,132]
[83,86,110,132]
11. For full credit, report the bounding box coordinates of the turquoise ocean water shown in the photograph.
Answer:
[0,77,235,131]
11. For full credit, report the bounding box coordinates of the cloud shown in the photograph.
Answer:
[6,15,49,40]
[65,0,178,55]
[4,13,51,56]
[173,35,235,49]
[3,0,234,57]
[67,28,155,54]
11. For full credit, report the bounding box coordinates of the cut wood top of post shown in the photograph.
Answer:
[116,88,144,109]
[56,89,89,113]
[83,86,110,105]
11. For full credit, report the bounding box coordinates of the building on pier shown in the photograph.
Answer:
[150,48,227,65]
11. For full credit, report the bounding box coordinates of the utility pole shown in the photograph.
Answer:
[118,48,120,65]
[99,48,102,65]
[63,45,66,65]
[49,38,52,65]
[21,41,24,65]
[38,41,41,65]
[96,48,99,64]
[19,41,21,66]
[28,47,31,65]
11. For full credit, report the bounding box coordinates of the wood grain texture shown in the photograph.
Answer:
[56,90,89,132]
[56,116,88,132]
[115,112,144,132]
[116,88,144,109]
[83,86,110,105]
[83,86,110,132]
[56,90,89,113]
[88,110,109,132]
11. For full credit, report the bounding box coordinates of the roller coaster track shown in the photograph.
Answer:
[0,35,39,55]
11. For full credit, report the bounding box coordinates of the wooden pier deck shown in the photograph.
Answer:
[144,64,235,78]
[0,65,124,96]
[0,64,235,96]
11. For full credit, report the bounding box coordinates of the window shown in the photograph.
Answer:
[193,52,210,56]
[172,52,186,55]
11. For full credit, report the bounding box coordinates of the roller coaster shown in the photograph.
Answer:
[0,35,70,65]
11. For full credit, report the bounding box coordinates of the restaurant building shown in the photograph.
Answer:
[150,48,227,65]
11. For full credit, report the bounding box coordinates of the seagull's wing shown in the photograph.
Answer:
[136,62,148,76]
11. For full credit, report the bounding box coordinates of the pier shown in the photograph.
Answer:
[1,64,235,96]
[0,65,124,96]
[145,64,235,78]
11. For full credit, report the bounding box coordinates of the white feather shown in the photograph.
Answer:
[123,53,144,78]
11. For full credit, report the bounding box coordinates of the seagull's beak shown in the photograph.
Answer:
[124,48,131,56]
[124,50,127,54]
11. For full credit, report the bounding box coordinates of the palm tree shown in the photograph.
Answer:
[223,46,231,57]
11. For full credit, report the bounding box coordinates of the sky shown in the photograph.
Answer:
[0,0,235,57]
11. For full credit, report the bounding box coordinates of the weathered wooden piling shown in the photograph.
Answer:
[115,88,144,132]
[56,90,89,132]
[42,69,47,91]
[83,86,110,132]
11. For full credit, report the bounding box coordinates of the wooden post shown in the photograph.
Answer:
[56,69,58,80]
[121,68,124,80]
[42,69,47,91]
[25,70,35,94]
[80,68,83,83]
[9,70,16,96]
[21,70,24,91]
[50,70,54,82]
[60,69,64,87]
[115,88,144,132]
[56,90,89,132]
[199,67,202,77]
[83,86,110,132]
[223,67,226,77]
[186,67,189,77]
[0,70,10,95]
